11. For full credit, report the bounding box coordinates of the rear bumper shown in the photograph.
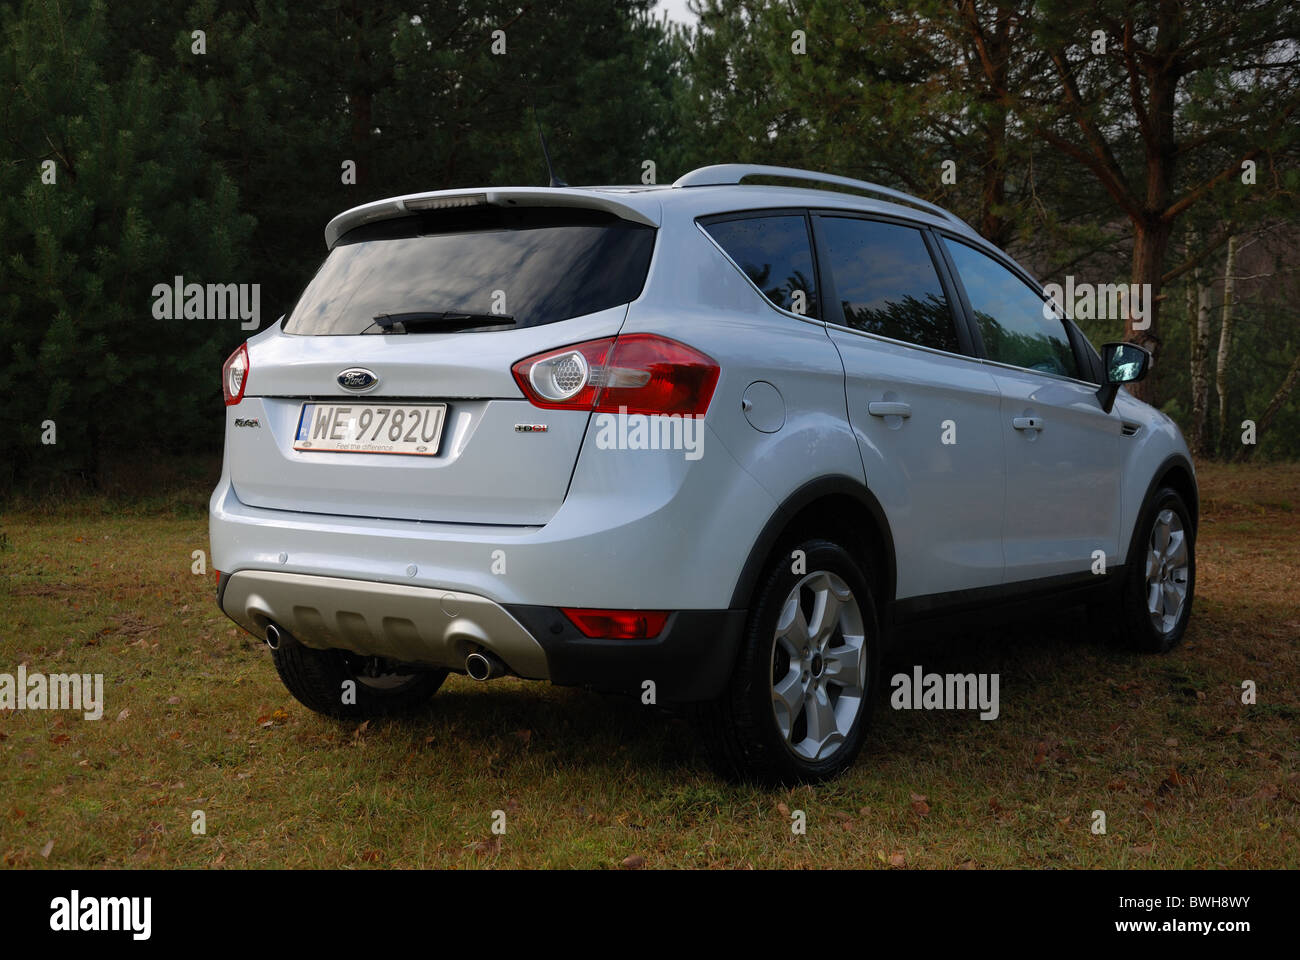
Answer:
[217,569,746,702]
[506,605,745,701]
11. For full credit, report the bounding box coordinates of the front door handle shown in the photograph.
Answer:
[1012,416,1044,431]
[868,401,912,418]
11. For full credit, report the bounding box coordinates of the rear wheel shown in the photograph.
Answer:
[697,538,879,785]
[271,638,446,719]
[1113,486,1195,653]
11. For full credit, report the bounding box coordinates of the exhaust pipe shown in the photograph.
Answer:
[465,650,506,681]
[265,623,285,651]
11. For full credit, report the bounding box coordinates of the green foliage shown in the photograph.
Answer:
[0,0,679,494]
[2,0,1298,496]
[0,0,253,493]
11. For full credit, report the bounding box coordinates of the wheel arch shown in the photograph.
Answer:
[728,476,896,615]
[1124,453,1199,566]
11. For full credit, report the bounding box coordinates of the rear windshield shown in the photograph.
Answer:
[284,207,656,335]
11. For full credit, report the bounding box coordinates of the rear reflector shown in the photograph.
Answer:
[513,334,718,416]
[561,608,670,640]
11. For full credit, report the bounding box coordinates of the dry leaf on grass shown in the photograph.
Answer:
[466,837,501,856]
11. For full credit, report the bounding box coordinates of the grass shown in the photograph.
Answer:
[0,461,1296,869]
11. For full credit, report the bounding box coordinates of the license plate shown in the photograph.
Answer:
[293,403,446,456]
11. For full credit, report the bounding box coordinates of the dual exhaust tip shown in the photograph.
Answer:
[265,622,506,682]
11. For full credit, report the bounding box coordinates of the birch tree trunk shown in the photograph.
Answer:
[1214,234,1239,458]
[1188,266,1213,457]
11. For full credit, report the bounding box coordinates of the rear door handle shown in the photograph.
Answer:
[868,401,912,418]
[1012,416,1044,431]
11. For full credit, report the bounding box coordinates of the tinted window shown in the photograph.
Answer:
[944,239,1080,378]
[703,215,819,317]
[284,207,655,335]
[819,217,959,352]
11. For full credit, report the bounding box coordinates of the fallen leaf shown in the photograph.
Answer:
[1159,767,1188,793]
[40,839,54,858]
[360,850,382,862]
[620,854,646,870]
[776,802,790,817]
[1254,784,1279,801]
[116,708,130,722]
[910,794,931,817]
[466,837,501,856]
[888,851,907,868]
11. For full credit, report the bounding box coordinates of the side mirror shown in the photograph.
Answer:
[1097,341,1151,413]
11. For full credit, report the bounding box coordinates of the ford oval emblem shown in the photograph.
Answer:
[337,368,379,392]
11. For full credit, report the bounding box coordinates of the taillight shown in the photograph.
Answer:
[512,334,719,416]
[222,343,249,406]
[561,608,670,640]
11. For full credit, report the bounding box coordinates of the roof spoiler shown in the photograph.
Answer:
[324,188,659,248]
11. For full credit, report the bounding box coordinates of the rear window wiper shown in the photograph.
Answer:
[366,311,516,334]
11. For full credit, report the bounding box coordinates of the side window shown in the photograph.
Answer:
[703,215,819,317]
[943,238,1080,379]
[818,216,960,353]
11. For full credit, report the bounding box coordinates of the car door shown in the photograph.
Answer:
[813,213,1006,600]
[940,236,1122,583]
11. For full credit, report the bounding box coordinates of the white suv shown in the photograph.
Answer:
[210,164,1197,783]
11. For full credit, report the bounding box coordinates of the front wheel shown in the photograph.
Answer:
[697,538,879,785]
[1113,486,1196,653]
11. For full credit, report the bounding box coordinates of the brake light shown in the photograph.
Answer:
[222,343,249,406]
[561,608,670,639]
[512,334,719,416]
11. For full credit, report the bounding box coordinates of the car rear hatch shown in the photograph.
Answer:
[225,202,657,525]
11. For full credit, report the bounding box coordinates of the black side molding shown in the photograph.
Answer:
[728,475,896,611]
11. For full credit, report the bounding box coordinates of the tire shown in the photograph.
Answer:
[271,638,447,719]
[697,538,880,785]
[1113,486,1196,653]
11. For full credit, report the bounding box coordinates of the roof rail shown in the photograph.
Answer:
[672,164,966,228]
